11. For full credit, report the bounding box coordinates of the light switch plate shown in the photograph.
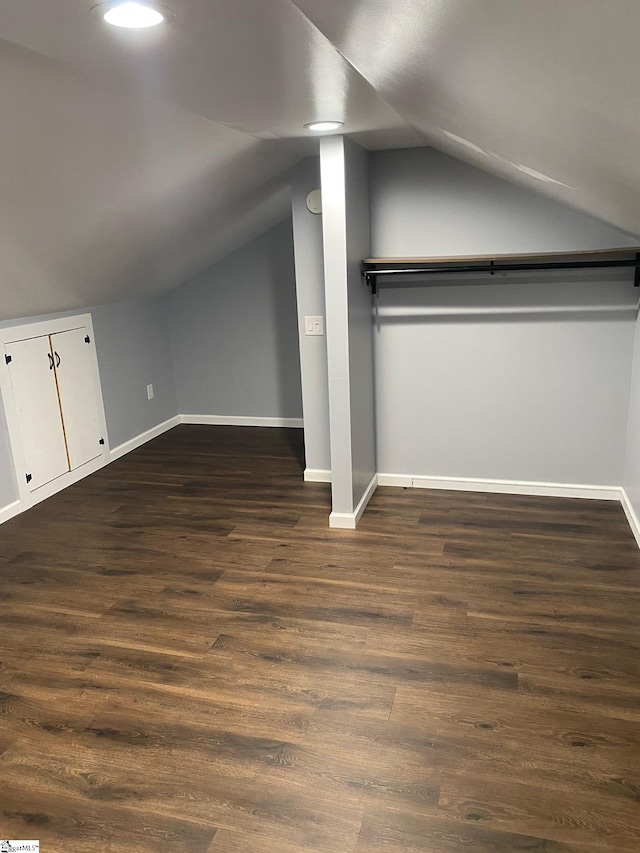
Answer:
[304,316,324,336]
[147,383,154,400]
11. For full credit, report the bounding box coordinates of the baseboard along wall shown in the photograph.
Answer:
[180,415,303,428]
[110,415,181,462]
[620,488,640,549]
[0,499,22,525]
[2,413,640,549]
[329,474,379,529]
[3,413,302,526]
[376,472,621,501]
[304,469,332,483]
[111,414,303,462]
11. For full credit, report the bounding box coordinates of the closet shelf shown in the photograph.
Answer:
[361,248,640,294]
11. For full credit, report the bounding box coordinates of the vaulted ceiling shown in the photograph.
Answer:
[1,0,638,320]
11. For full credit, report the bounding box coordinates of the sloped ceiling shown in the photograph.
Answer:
[291,0,640,235]
[0,39,303,319]
[0,0,638,320]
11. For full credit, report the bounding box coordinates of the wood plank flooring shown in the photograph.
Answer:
[1,424,640,852]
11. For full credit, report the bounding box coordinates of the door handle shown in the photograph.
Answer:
[48,353,54,370]
[55,352,60,368]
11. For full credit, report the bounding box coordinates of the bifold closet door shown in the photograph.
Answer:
[4,336,70,490]
[51,328,103,470]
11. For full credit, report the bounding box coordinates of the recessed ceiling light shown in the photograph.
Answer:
[304,121,344,133]
[99,2,169,28]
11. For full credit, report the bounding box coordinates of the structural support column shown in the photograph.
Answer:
[320,136,377,528]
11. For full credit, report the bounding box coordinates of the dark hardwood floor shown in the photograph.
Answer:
[1,424,640,852]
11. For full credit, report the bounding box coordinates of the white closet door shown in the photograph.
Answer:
[5,336,70,491]
[51,328,103,470]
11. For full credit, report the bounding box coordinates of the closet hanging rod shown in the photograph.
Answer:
[362,251,640,294]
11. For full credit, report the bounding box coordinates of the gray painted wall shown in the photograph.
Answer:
[0,395,18,507]
[291,158,331,472]
[370,148,637,485]
[345,139,376,505]
[0,294,178,508]
[371,148,639,257]
[623,313,640,517]
[375,281,635,484]
[167,219,303,420]
[91,297,178,449]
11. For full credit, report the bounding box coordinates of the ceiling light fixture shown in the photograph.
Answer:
[304,121,344,133]
[99,2,168,28]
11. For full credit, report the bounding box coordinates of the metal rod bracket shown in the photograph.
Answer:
[362,254,640,292]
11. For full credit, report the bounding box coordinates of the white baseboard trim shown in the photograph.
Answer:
[180,415,303,428]
[620,488,640,548]
[110,415,181,462]
[376,472,621,501]
[110,414,304,464]
[304,468,332,483]
[31,455,107,506]
[0,499,22,525]
[329,474,378,529]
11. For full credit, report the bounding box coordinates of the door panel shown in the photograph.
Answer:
[5,335,70,491]
[51,328,103,470]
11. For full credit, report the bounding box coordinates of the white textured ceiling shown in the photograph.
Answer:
[0,39,302,319]
[291,0,640,235]
[0,0,638,319]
